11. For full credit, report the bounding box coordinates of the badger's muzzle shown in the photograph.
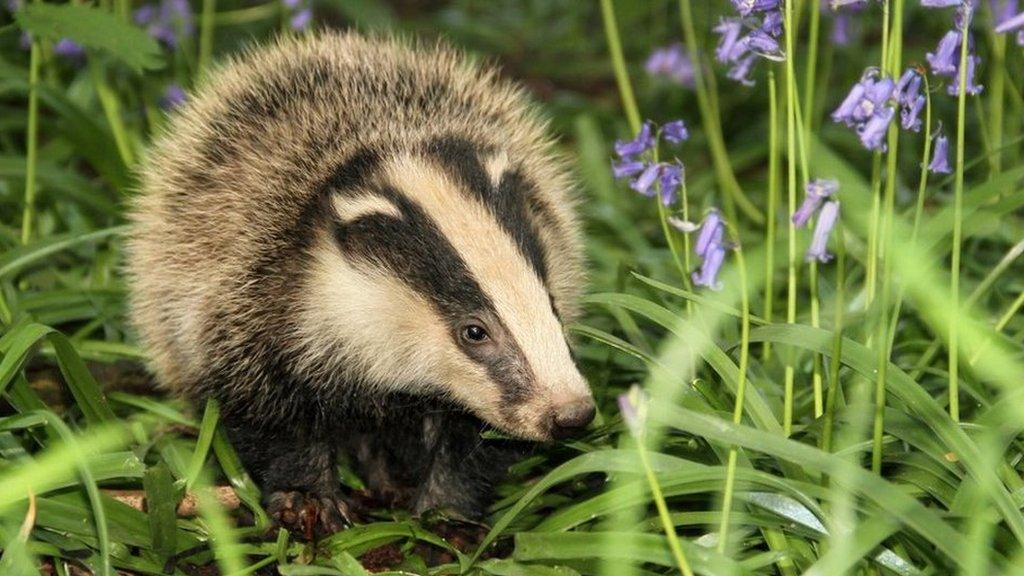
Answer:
[548,396,597,439]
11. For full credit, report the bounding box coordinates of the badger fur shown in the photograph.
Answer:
[127,32,593,528]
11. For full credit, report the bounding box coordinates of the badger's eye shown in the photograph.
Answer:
[461,324,489,344]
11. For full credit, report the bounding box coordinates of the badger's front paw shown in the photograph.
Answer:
[267,490,354,539]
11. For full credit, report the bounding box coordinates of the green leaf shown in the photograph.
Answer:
[747,324,1024,546]
[0,226,128,281]
[15,4,163,73]
[143,464,178,562]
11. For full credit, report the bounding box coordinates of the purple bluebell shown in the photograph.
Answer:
[630,163,661,197]
[806,200,840,263]
[832,71,894,127]
[134,0,194,49]
[4,0,21,12]
[926,30,962,75]
[993,0,1024,43]
[617,386,648,436]
[732,0,781,16]
[53,38,86,62]
[662,120,689,143]
[832,12,854,44]
[614,122,656,159]
[714,18,747,63]
[946,54,984,95]
[658,163,684,206]
[645,44,695,88]
[612,159,645,179]
[858,106,896,151]
[290,7,312,31]
[921,0,962,6]
[693,245,727,290]
[928,132,952,173]
[762,10,784,35]
[160,84,187,110]
[793,179,839,227]
[894,68,925,131]
[744,28,785,60]
[727,53,759,86]
[694,210,725,257]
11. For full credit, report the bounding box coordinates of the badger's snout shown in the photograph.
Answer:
[549,396,596,439]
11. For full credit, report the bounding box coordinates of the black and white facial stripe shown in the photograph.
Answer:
[310,137,591,437]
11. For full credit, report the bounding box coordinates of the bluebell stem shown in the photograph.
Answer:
[793,179,839,227]
[662,120,689,143]
[806,200,840,263]
[929,132,953,173]
[160,84,187,110]
[645,44,696,88]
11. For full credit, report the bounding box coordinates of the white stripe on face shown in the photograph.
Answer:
[383,154,590,410]
[331,193,401,224]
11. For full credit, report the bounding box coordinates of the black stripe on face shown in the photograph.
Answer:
[326,180,533,409]
[423,137,550,285]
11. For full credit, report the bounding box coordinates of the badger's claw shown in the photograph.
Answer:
[267,490,354,539]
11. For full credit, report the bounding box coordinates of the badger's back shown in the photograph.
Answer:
[127,33,583,416]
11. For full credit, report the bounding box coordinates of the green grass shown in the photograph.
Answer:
[1,0,1024,574]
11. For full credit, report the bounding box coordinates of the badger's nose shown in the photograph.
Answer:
[551,398,596,439]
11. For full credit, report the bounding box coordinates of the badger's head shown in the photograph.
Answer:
[296,138,594,441]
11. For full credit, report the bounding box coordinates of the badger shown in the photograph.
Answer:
[126,32,594,531]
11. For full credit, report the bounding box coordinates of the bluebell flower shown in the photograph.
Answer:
[806,200,840,263]
[612,159,645,179]
[895,68,925,131]
[926,30,962,74]
[662,120,689,143]
[630,163,661,197]
[858,106,896,151]
[744,28,785,60]
[290,7,312,31]
[693,245,727,290]
[714,18,747,63]
[695,211,726,257]
[160,84,187,110]
[732,0,781,16]
[946,54,983,95]
[645,44,696,88]
[658,163,684,206]
[614,122,656,159]
[134,0,194,50]
[993,1,1024,44]
[928,132,953,173]
[727,53,759,86]
[715,0,785,87]
[921,0,962,6]
[53,38,86,63]
[832,70,894,127]
[617,386,648,437]
[793,179,839,227]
